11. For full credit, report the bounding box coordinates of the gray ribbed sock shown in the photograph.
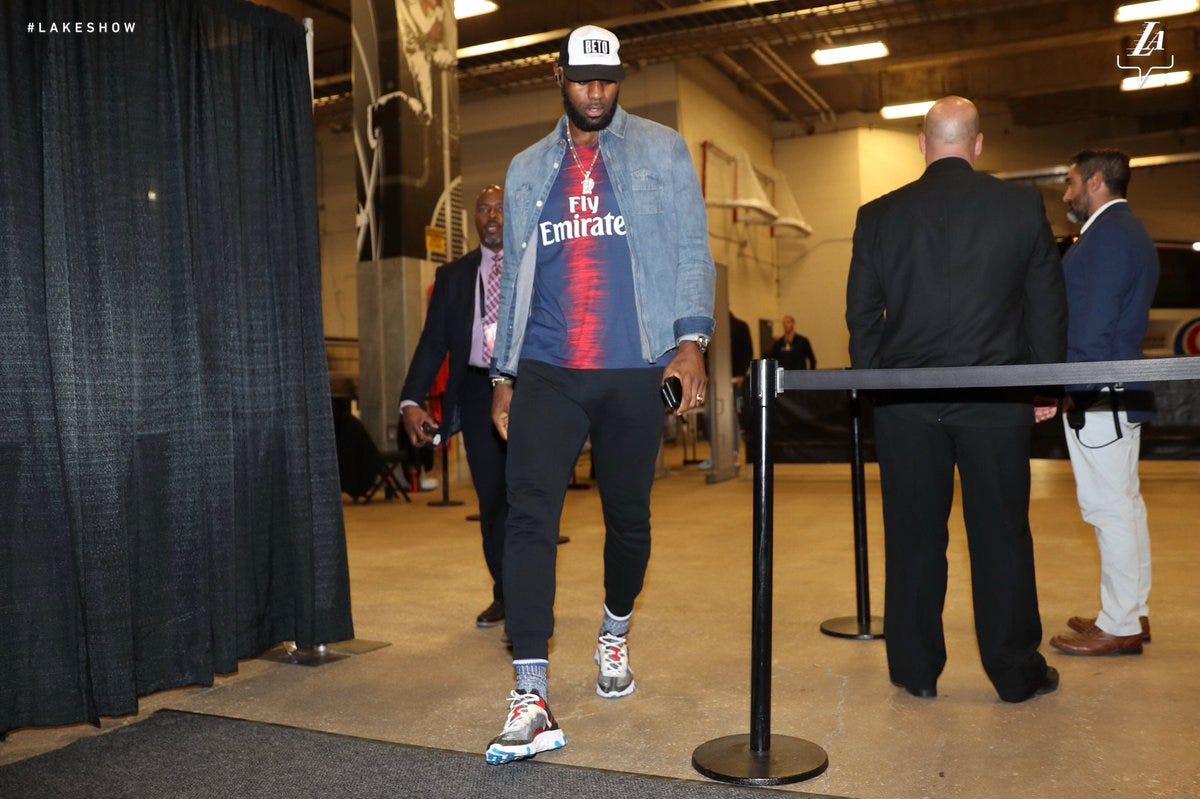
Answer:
[599,604,631,637]
[513,659,549,698]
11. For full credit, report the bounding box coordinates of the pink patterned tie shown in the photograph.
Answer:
[481,251,502,361]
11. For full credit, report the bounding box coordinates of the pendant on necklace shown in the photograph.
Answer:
[581,176,594,195]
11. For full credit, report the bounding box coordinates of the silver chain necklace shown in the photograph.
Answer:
[566,129,600,195]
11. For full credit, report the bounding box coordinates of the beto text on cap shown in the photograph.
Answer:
[560,25,625,82]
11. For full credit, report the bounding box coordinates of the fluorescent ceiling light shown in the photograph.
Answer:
[1121,69,1193,90]
[455,0,498,20]
[1115,0,1199,23]
[811,41,889,66]
[880,100,935,119]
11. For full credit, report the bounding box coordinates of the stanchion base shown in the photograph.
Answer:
[427,500,464,507]
[692,734,828,786]
[820,615,885,640]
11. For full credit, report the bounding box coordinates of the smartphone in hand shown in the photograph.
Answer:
[660,375,682,410]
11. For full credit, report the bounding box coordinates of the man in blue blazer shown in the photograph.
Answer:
[399,185,511,629]
[1050,149,1159,657]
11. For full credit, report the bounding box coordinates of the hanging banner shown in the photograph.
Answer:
[352,0,460,262]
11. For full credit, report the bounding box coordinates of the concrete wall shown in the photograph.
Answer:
[676,58,779,355]
[773,127,923,369]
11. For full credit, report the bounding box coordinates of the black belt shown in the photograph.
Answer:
[777,356,1200,393]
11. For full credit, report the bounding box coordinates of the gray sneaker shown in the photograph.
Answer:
[594,632,636,698]
[485,690,566,765]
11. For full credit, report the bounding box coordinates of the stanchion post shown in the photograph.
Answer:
[820,388,884,639]
[850,388,873,627]
[691,359,828,786]
[749,360,775,752]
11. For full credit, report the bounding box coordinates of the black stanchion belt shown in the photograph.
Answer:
[777,356,1200,392]
[692,355,1200,788]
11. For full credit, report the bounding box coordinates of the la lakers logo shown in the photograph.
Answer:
[1117,21,1175,88]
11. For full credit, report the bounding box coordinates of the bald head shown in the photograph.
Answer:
[919,96,983,165]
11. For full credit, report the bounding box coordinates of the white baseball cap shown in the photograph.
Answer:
[559,25,625,82]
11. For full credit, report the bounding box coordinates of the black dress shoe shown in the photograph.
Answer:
[892,680,936,698]
[476,600,504,628]
[1000,666,1059,703]
[1035,666,1059,696]
[557,535,570,545]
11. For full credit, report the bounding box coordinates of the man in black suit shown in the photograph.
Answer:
[399,185,510,629]
[846,96,1067,703]
[765,315,815,370]
[729,312,753,384]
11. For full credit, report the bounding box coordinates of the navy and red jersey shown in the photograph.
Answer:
[521,143,666,370]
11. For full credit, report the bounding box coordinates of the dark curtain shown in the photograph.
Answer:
[1,0,353,736]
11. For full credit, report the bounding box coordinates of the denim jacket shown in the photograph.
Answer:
[492,106,715,376]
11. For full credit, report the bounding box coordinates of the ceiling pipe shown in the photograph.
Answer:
[709,52,797,121]
[646,0,798,123]
[995,151,1200,184]
[457,0,910,61]
[458,0,814,59]
[751,44,836,123]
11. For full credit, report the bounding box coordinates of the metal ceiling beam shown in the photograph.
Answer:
[709,52,797,122]
[869,36,1198,102]
[995,152,1200,184]
[282,0,1195,142]
[751,44,835,123]
[457,0,797,59]
[784,18,1200,82]
[294,0,349,24]
[457,0,906,60]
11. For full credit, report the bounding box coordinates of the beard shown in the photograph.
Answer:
[1066,198,1090,225]
[561,84,619,132]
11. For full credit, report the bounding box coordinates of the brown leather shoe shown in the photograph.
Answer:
[1050,626,1143,656]
[1067,615,1150,642]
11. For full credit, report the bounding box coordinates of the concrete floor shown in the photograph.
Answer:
[3,444,1200,798]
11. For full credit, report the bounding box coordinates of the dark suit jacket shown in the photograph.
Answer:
[399,247,487,435]
[846,157,1067,425]
[1062,201,1159,421]
[729,313,753,377]
[766,333,815,370]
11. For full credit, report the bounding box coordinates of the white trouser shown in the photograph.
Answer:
[1063,409,1151,637]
